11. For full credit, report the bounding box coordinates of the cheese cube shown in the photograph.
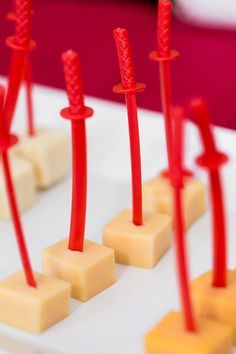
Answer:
[0,271,71,333]
[15,130,70,189]
[0,154,36,220]
[103,209,172,268]
[192,270,236,343]
[42,239,116,302]
[143,176,206,229]
[145,311,232,354]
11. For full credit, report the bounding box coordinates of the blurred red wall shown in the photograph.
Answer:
[1,0,236,129]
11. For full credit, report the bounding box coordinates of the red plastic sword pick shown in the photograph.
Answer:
[113,28,145,226]
[61,50,93,252]
[0,85,36,288]
[4,0,36,133]
[170,106,197,332]
[6,0,36,137]
[162,116,193,178]
[0,86,6,142]
[190,98,228,288]
[24,57,35,136]
[150,0,192,179]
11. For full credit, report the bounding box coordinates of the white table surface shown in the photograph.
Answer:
[0,83,236,354]
[175,0,236,28]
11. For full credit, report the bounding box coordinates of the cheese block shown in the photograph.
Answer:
[15,130,70,189]
[192,270,236,343]
[42,239,116,302]
[103,209,172,268]
[0,271,71,333]
[0,154,36,220]
[145,311,232,354]
[143,176,206,229]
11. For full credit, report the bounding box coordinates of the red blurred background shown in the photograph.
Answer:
[1,0,236,129]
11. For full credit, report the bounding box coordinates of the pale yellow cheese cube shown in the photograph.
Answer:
[15,130,70,189]
[102,209,172,268]
[143,176,206,229]
[0,271,71,333]
[42,239,116,302]
[145,311,232,354]
[0,154,36,220]
[192,270,236,343]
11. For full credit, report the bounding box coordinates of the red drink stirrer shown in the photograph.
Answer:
[190,98,228,287]
[61,50,93,252]
[0,86,36,287]
[150,0,192,178]
[113,28,145,226]
[170,107,196,332]
[4,0,35,133]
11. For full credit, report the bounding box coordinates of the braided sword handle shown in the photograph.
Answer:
[14,0,32,47]
[113,28,136,90]
[62,50,85,115]
[157,0,172,57]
